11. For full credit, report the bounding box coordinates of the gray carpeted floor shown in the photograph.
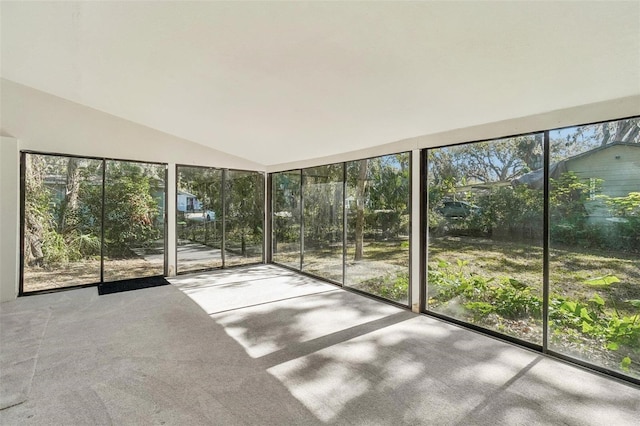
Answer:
[1,265,639,425]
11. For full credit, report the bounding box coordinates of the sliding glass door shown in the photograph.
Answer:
[548,119,640,379]
[272,170,302,269]
[302,164,344,283]
[270,154,411,305]
[22,154,103,292]
[425,135,544,344]
[103,160,166,282]
[345,154,410,304]
[176,166,223,273]
[176,165,265,273]
[225,170,264,266]
[21,152,167,293]
[422,116,640,383]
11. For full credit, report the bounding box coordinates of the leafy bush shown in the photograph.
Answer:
[378,272,409,302]
[604,192,640,252]
[429,259,541,321]
[360,272,409,303]
[474,185,543,241]
[429,259,638,373]
[42,229,69,265]
[83,164,161,257]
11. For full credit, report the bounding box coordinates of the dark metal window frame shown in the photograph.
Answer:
[419,115,640,387]
[19,151,169,296]
[174,164,266,275]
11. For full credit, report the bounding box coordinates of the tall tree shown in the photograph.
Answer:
[24,155,48,266]
[226,171,264,256]
[597,119,639,146]
[57,157,80,233]
[354,159,368,261]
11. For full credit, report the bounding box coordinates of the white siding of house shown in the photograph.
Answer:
[568,144,640,224]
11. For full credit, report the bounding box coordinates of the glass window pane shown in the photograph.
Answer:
[225,170,264,266]
[272,171,302,269]
[103,160,165,281]
[345,154,410,304]
[548,117,640,379]
[427,135,544,344]
[22,154,103,291]
[302,164,344,283]
[176,166,223,273]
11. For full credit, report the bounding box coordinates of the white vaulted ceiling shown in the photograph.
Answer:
[1,1,639,167]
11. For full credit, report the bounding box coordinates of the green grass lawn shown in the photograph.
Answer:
[429,235,640,313]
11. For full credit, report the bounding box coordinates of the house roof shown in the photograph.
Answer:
[513,142,640,189]
[177,190,198,199]
[562,141,640,164]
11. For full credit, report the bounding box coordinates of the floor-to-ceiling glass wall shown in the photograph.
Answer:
[302,164,344,283]
[21,153,167,293]
[426,135,545,344]
[176,166,265,273]
[272,170,302,269]
[345,153,410,304]
[22,153,103,292]
[176,166,223,273]
[548,117,640,379]
[225,170,265,266]
[103,160,166,281]
[270,155,411,304]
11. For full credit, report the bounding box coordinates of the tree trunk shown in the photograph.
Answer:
[26,213,45,267]
[58,157,80,233]
[354,159,368,261]
[24,155,46,266]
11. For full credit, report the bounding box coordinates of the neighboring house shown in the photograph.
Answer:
[177,191,202,212]
[514,142,640,224]
[565,142,640,197]
[565,142,640,224]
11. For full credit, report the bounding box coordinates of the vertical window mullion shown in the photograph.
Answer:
[342,162,347,286]
[221,169,227,267]
[542,130,550,353]
[421,149,428,313]
[100,158,106,283]
[299,169,304,271]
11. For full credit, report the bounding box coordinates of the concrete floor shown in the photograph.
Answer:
[1,265,639,425]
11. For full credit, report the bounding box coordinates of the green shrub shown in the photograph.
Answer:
[378,272,409,302]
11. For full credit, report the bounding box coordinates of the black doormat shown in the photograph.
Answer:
[98,275,170,295]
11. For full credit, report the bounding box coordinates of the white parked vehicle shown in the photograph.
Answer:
[185,210,216,222]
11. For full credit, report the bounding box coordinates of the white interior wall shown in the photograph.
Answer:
[267,95,640,173]
[0,79,265,171]
[0,137,20,302]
